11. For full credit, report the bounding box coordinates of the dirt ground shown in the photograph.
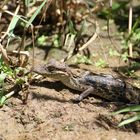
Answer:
[0,18,140,140]
[0,80,140,140]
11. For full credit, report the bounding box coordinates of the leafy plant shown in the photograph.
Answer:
[37,35,48,46]
[69,53,92,65]
[95,59,108,68]
[120,17,140,59]
[0,58,13,106]
[0,58,28,106]
[53,34,61,48]
[109,48,120,57]
[0,58,13,76]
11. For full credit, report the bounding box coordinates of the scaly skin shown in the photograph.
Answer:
[33,59,140,103]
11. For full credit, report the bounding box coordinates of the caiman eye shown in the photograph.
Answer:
[47,66,55,71]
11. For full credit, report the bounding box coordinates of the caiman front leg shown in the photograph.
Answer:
[74,87,94,102]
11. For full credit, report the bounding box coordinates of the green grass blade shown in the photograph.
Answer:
[25,0,48,28]
[7,13,20,38]
[5,10,28,24]
[0,73,6,83]
[0,96,7,107]
[112,105,140,115]
[118,113,140,127]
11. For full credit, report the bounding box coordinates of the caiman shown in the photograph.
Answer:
[33,59,140,104]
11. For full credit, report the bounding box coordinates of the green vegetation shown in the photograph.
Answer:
[0,57,29,106]
[95,58,108,68]
[0,58,13,106]
[113,105,140,127]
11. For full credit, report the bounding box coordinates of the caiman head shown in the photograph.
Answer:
[32,59,71,80]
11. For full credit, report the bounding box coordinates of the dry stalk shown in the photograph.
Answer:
[0,43,9,65]
[79,21,99,51]
[128,0,133,57]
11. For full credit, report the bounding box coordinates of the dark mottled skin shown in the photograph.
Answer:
[80,73,128,102]
[75,72,140,103]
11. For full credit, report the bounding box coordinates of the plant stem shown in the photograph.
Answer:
[128,0,133,57]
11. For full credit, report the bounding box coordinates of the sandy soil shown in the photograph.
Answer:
[0,78,140,140]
